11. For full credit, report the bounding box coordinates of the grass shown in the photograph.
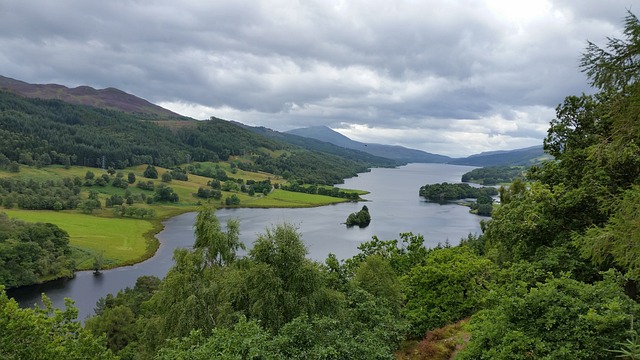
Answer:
[0,163,365,271]
[395,319,471,360]
[3,209,155,270]
[245,189,349,208]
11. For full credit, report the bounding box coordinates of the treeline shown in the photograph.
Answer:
[0,172,179,213]
[0,213,74,288]
[461,165,526,185]
[419,182,497,203]
[280,181,360,200]
[0,92,203,168]
[0,177,82,210]
[419,182,497,216]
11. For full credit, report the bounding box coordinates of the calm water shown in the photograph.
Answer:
[9,163,482,320]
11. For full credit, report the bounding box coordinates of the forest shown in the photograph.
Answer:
[2,11,640,359]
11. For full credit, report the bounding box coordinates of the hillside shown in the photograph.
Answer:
[232,122,400,168]
[286,126,452,163]
[0,90,388,184]
[0,75,181,118]
[285,125,552,166]
[449,145,551,166]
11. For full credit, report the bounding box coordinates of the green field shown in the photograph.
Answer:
[3,209,155,270]
[246,189,349,207]
[0,163,366,270]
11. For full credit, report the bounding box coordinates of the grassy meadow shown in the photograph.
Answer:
[0,162,364,270]
[3,209,155,270]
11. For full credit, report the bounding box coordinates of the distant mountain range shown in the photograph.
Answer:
[0,75,181,118]
[286,126,452,163]
[286,126,550,167]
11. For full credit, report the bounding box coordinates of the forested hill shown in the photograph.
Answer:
[449,145,551,166]
[0,90,388,184]
[0,75,181,118]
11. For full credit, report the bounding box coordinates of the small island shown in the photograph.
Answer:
[419,182,498,216]
[345,205,371,228]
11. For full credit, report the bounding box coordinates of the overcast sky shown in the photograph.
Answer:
[0,1,634,157]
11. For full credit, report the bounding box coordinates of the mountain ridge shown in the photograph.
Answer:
[0,75,181,118]
[286,126,452,163]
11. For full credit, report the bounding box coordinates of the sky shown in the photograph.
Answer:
[0,1,635,157]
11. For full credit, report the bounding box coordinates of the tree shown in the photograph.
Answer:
[93,251,105,274]
[575,186,640,284]
[245,223,341,331]
[581,11,640,92]
[161,172,172,183]
[346,205,371,227]
[402,246,496,337]
[0,287,117,359]
[224,194,240,206]
[127,172,136,184]
[459,274,640,359]
[143,165,158,179]
[353,255,402,312]
[193,205,244,267]
[154,184,178,202]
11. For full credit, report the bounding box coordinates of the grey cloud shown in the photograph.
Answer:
[0,0,635,156]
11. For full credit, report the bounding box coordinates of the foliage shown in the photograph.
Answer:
[346,205,371,228]
[461,165,527,185]
[459,275,640,359]
[0,213,74,288]
[575,186,640,280]
[243,223,342,331]
[0,177,82,210]
[193,205,243,267]
[281,181,360,200]
[419,182,497,203]
[142,165,157,179]
[153,184,178,202]
[0,286,116,359]
[401,246,496,338]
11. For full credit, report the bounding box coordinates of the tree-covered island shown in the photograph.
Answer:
[419,182,498,216]
[345,205,371,227]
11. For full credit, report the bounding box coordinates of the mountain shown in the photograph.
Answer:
[231,122,399,168]
[449,145,551,166]
[286,126,451,163]
[0,75,181,118]
[0,89,394,184]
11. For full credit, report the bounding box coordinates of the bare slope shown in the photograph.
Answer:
[0,75,180,117]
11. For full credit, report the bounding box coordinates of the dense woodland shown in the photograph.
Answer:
[0,213,74,288]
[461,165,526,185]
[2,11,640,359]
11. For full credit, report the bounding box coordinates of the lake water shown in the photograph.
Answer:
[8,163,483,320]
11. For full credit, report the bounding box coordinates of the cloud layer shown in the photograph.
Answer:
[0,0,634,156]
